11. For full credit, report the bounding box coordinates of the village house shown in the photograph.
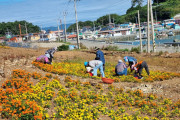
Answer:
[29,33,40,41]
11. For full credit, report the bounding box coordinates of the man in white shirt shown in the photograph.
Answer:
[84,60,105,77]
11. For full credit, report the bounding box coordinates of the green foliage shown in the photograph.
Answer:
[103,45,119,51]
[57,44,69,51]
[102,46,129,52]
[0,21,40,37]
[130,47,140,53]
[119,48,129,52]
[158,51,164,56]
[0,42,6,46]
[80,43,87,49]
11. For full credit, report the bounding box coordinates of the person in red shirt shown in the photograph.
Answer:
[133,61,150,77]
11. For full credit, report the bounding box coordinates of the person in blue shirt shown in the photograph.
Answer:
[123,56,137,72]
[95,47,105,71]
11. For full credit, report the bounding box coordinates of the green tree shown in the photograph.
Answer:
[0,21,40,37]
[131,0,144,7]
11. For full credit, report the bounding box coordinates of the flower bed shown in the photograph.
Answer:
[0,69,179,119]
[32,61,180,82]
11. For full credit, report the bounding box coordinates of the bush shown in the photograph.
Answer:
[57,44,69,51]
[158,51,163,56]
[119,48,129,52]
[103,45,119,51]
[80,43,87,49]
[130,47,140,53]
[0,42,6,46]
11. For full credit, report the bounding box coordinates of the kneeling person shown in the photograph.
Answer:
[115,60,127,76]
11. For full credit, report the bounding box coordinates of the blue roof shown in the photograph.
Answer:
[120,24,129,27]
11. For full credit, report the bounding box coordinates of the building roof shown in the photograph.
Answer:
[174,14,180,19]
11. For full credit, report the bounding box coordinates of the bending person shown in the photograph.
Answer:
[45,47,57,64]
[124,56,137,71]
[134,61,150,77]
[84,60,105,78]
[35,55,49,64]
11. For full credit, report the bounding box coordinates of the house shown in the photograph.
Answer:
[9,35,23,42]
[98,27,132,38]
[0,37,5,42]
[162,19,175,28]
[172,24,180,30]
[47,30,63,41]
[29,33,40,41]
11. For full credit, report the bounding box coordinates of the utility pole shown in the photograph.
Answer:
[74,0,80,49]
[93,21,95,31]
[60,19,63,30]
[19,24,21,36]
[147,0,150,53]
[57,19,60,42]
[109,14,111,26]
[113,18,115,27]
[41,26,44,40]
[63,11,67,42]
[138,10,142,53]
[150,0,156,52]
[25,22,28,40]
[60,19,62,41]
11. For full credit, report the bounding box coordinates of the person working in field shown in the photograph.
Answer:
[45,47,57,64]
[133,61,150,78]
[35,55,49,64]
[115,60,127,76]
[95,47,105,71]
[123,56,137,72]
[84,60,105,78]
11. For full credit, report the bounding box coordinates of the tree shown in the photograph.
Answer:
[0,21,40,37]
[153,0,167,3]
[131,0,144,7]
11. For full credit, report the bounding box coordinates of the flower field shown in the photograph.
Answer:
[0,68,179,120]
[32,61,180,83]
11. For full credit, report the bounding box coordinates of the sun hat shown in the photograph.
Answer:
[118,60,123,63]
[84,62,88,66]
[54,47,58,51]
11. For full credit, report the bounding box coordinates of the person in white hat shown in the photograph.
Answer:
[115,59,127,76]
[45,47,57,64]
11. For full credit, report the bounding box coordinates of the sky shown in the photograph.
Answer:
[0,0,147,27]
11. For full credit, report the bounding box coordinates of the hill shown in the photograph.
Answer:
[67,0,180,32]
[43,24,72,32]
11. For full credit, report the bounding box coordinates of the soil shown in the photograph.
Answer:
[0,47,180,102]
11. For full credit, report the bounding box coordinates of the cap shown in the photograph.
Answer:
[94,47,100,50]
[124,56,128,62]
[84,62,88,66]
